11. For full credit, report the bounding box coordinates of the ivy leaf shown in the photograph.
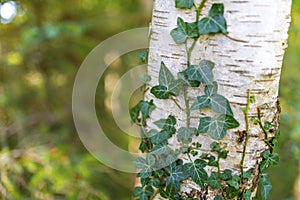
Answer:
[133,186,154,200]
[259,174,272,200]
[243,169,252,179]
[159,185,177,200]
[175,0,194,9]
[198,114,239,140]
[177,127,197,144]
[137,50,148,63]
[171,17,199,44]
[185,60,214,85]
[151,144,173,155]
[163,115,177,135]
[243,189,252,200]
[191,84,233,116]
[151,85,170,99]
[220,169,232,181]
[184,159,208,189]
[150,130,170,145]
[130,100,155,123]
[154,118,167,129]
[139,139,152,153]
[178,70,200,87]
[227,175,240,190]
[214,196,223,200]
[205,81,218,96]
[198,3,228,35]
[159,61,175,86]
[190,95,210,110]
[226,187,240,199]
[151,62,182,99]
[272,130,280,149]
[134,154,156,178]
[260,150,279,172]
[139,74,151,84]
[165,163,188,187]
[206,172,221,189]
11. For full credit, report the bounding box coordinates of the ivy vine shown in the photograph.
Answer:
[131,1,280,199]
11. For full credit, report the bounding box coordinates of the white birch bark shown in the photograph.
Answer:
[144,0,292,199]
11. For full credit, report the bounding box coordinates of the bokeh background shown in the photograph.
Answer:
[0,1,299,199]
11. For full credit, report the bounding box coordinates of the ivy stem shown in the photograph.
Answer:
[257,108,274,152]
[183,85,191,128]
[240,89,251,182]
[171,97,184,111]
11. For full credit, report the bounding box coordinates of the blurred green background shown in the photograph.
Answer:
[0,1,299,199]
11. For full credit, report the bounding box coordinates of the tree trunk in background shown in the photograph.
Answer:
[145,0,291,199]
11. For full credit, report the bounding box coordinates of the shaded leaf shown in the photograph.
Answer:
[259,174,272,200]
[133,185,154,200]
[243,189,252,200]
[198,115,239,140]
[130,100,155,123]
[198,3,228,35]
[137,50,148,63]
[206,172,221,189]
[175,0,194,9]
[260,150,279,172]
[177,127,197,143]
[171,17,199,44]
[184,159,208,188]
[185,60,214,85]
[151,85,170,99]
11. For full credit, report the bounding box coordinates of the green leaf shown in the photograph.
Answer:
[153,119,167,129]
[133,185,154,200]
[243,169,252,179]
[226,187,240,198]
[260,150,279,171]
[150,130,170,145]
[165,163,188,187]
[151,85,170,99]
[190,95,210,110]
[184,159,208,189]
[137,50,148,63]
[134,154,156,178]
[177,127,197,144]
[219,150,229,159]
[175,0,194,9]
[191,84,233,116]
[151,62,182,99]
[171,17,199,44]
[159,62,175,86]
[185,60,214,85]
[198,115,239,140]
[198,3,228,35]
[163,115,177,135]
[139,74,151,83]
[272,130,280,149]
[214,196,223,200]
[139,139,152,153]
[259,174,272,200]
[263,121,274,131]
[220,169,232,181]
[206,172,221,189]
[205,81,218,96]
[159,186,177,200]
[178,70,200,87]
[227,179,239,190]
[130,100,156,123]
[243,189,252,200]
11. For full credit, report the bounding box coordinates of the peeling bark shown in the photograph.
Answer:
[145,0,291,199]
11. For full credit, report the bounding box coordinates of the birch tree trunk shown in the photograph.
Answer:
[144,0,292,199]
